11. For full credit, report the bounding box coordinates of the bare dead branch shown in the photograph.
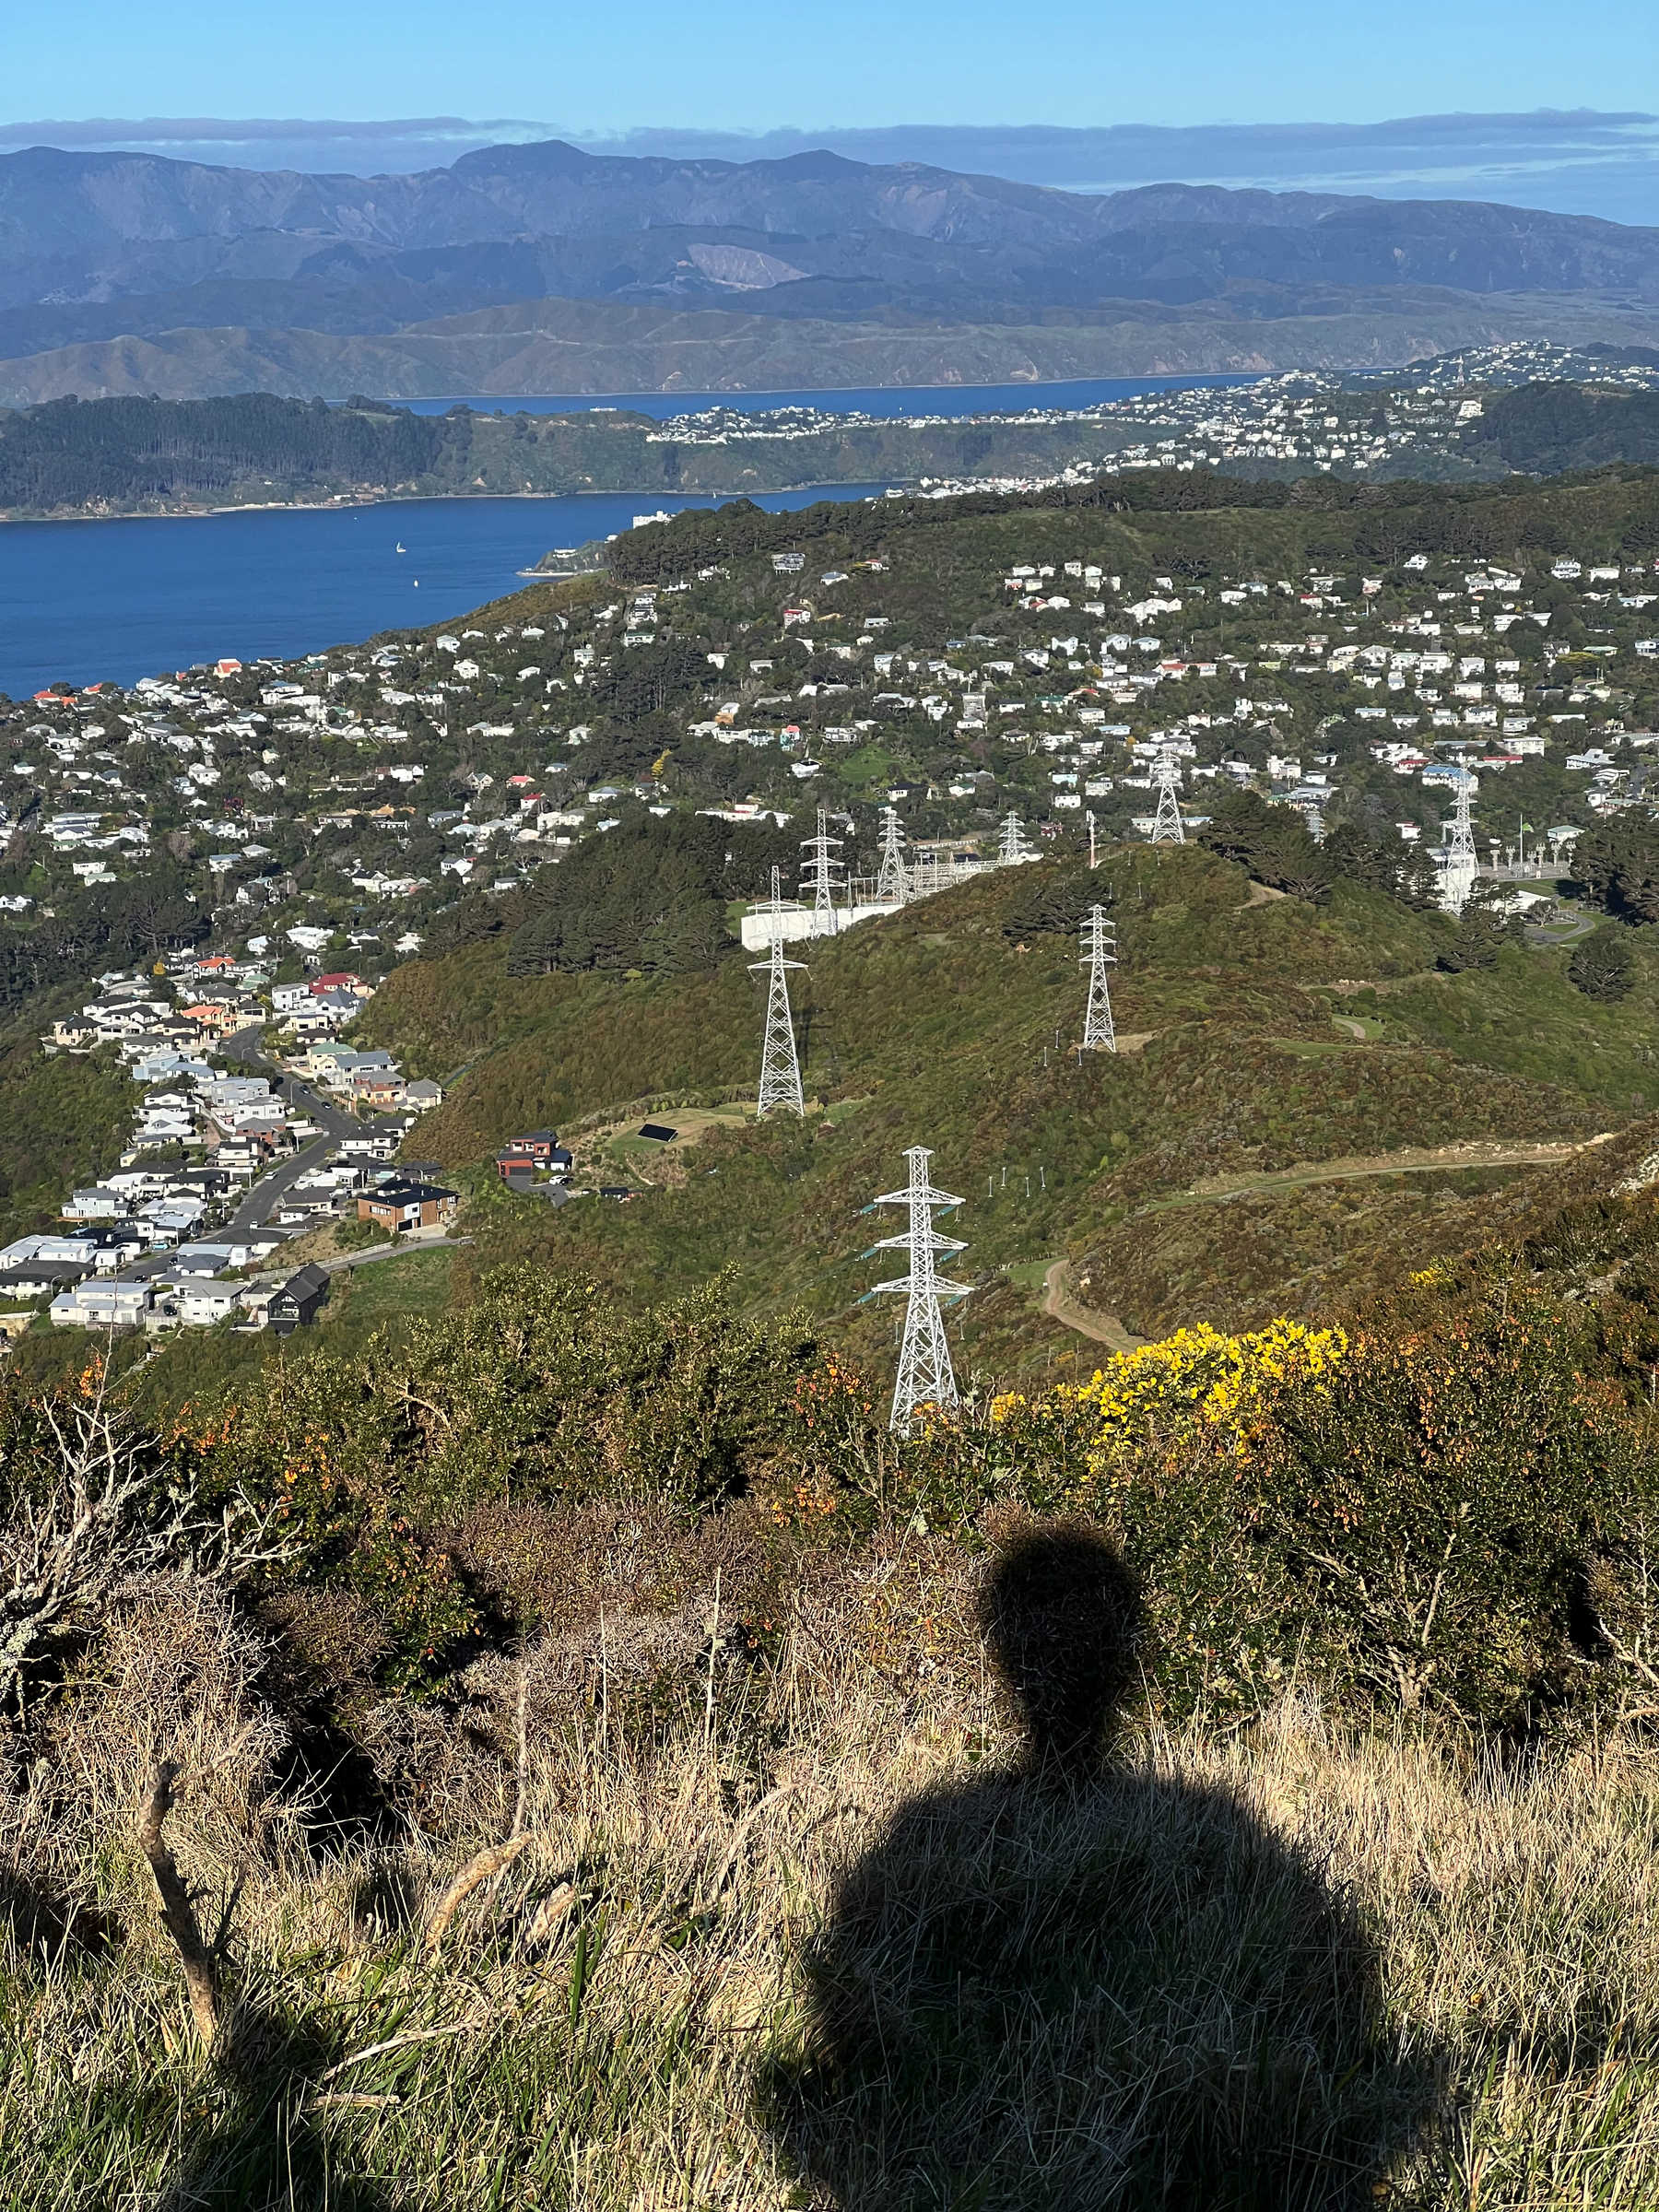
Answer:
[1592,1611,1659,1690]
[138,1761,223,2048]
[1,1388,292,1714]
[522,1880,577,1951]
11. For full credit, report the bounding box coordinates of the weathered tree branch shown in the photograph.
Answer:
[138,1761,225,2048]
[423,1833,533,1952]
[2,1382,290,1713]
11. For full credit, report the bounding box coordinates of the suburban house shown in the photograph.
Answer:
[270,1264,331,1333]
[357,1180,458,1234]
[3,1265,83,1301]
[236,1265,333,1333]
[181,999,263,1039]
[351,1069,407,1111]
[154,1277,242,1328]
[494,1131,570,1179]
[404,1079,443,1111]
[49,1280,152,1329]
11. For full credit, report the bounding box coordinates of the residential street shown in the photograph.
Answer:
[119,1030,367,1277]
[219,1032,360,1241]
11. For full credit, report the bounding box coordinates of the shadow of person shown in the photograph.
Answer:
[83,2000,394,2212]
[771,1525,1429,2210]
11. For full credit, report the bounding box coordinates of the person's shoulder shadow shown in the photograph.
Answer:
[770,1525,1435,2210]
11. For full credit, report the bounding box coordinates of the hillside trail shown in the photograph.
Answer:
[1041,1262,1145,1354]
[1038,1132,1618,1354]
[1167,1131,1618,1209]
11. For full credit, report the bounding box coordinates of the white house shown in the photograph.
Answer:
[50,1281,152,1329]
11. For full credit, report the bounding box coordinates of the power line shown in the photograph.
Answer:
[876,805,908,904]
[1441,771,1477,915]
[868,1146,971,1435]
[998,810,1034,864]
[749,866,806,1119]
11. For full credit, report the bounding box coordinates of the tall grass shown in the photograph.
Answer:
[7,1574,1659,2208]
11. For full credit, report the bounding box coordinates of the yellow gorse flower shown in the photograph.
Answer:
[992,1317,1346,1473]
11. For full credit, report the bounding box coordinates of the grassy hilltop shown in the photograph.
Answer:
[346,833,1638,1371]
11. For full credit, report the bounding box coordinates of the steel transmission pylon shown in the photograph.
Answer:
[869,1147,972,1434]
[877,805,908,903]
[1080,904,1117,1052]
[749,867,806,1118]
[802,808,845,935]
[1150,745,1185,844]
[998,811,1034,864]
[1441,772,1477,914]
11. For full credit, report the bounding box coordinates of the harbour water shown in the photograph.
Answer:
[401,374,1254,420]
[0,371,1256,700]
[0,484,883,702]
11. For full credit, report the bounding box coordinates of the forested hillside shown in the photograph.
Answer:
[1472,382,1659,474]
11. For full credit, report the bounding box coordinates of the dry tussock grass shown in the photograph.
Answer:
[5,1558,1659,2206]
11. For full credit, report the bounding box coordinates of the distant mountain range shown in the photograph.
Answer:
[2,138,1659,402]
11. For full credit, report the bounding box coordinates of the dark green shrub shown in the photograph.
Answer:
[1437,908,1506,971]
[1569,927,1637,1000]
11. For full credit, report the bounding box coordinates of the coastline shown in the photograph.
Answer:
[0,481,899,527]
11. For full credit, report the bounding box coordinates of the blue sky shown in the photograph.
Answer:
[5,0,1655,139]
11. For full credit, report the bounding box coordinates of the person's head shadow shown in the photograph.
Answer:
[979,1521,1143,1779]
[770,1524,1434,2209]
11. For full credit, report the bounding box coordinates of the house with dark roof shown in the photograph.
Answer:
[495,1129,571,1181]
[270,1264,331,1334]
[358,1180,458,1234]
[497,1129,560,1168]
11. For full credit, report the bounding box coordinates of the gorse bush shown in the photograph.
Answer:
[796,1294,1659,1729]
[7,1261,1659,1733]
[1002,1316,1349,1474]
[177,1268,818,1687]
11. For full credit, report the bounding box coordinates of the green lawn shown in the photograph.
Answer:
[333,1247,455,1324]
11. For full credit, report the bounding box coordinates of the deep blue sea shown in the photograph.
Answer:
[0,485,886,702]
[0,372,1253,700]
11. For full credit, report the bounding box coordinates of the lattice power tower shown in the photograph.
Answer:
[801,808,845,935]
[1150,745,1185,844]
[877,806,909,903]
[1440,772,1477,914]
[998,811,1035,864]
[1080,904,1117,1052]
[869,1147,971,1435]
[750,867,806,1118]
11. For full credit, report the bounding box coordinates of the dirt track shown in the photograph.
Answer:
[1171,1132,1617,1208]
[1041,1262,1145,1353]
[1036,1132,1618,1351]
